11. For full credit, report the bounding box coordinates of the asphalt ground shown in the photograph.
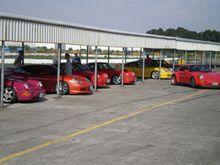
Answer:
[0,79,220,165]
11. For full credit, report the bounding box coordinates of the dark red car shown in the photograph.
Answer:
[55,63,110,87]
[171,64,220,88]
[7,65,93,95]
[84,62,137,85]
[1,76,45,103]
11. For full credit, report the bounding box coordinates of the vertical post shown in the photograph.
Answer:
[94,46,98,91]
[107,46,110,64]
[125,48,127,63]
[172,50,176,70]
[185,50,187,64]
[22,42,25,65]
[121,47,125,86]
[142,48,145,82]
[195,51,197,64]
[79,45,82,57]
[159,50,162,80]
[202,51,205,65]
[209,52,212,69]
[1,41,5,108]
[214,52,217,68]
[86,45,89,64]
[56,43,61,97]
[139,48,142,59]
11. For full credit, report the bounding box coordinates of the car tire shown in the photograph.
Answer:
[171,75,177,85]
[190,77,197,88]
[112,75,121,85]
[151,71,159,79]
[3,87,17,103]
[56,81,69,95]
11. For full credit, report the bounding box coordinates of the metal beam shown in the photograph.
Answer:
[56,43,61,97]
[159,50,162,80]
[107,46,110,64]
[1,41,5,108]
[86,46,89,64]
[172,50,176,70]
[209,52,212,69]
[142,48,145,82]
[121,47,125,86]
[94,46,98,91]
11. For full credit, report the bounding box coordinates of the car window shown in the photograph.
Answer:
[179,66,188,71]
[189,65,211,72]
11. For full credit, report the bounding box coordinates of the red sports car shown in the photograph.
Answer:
[84,62,137,85]
[1,76,45,103]
[54,63,110,87]
[7,65,93,95]
[171,64,220,88]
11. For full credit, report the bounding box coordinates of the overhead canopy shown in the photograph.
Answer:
[0,12,220,51]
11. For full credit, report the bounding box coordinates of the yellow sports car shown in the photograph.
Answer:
[117,59,173,79]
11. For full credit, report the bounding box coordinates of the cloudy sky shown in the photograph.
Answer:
[0,0,220,33]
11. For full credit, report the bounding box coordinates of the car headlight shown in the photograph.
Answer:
[199,74,204,80]
[72,79,83,84]
[24,83,29,90]
[38,81,43,88]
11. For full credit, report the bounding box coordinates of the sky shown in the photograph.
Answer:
[0,0,220,34]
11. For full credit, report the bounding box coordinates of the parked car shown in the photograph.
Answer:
[171,64,220,88]
[117,59,173,79]
[1,76,45,103]
[84,62,136,85]
[6,65,93,95]
[54,63,110,87]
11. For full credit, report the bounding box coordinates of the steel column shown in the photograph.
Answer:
[121,47,125,86]
[159,50,162,80]
[209,52,212,69]
[172,50,176,70]
[202,51,205,65]
[195,51,197,64]
[56,43,61,97]
[214,52,217,68]
[86,46,89,64]
[1,41,5,108]
[94,46,98,91]
[185,50,187,64]
[107,46,110,64]
[142,48,145,82]
[22,42,25,65]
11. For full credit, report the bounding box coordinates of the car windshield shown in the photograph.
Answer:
[72,63,83,71]
[189,65,211,72]
[100,63,112,70]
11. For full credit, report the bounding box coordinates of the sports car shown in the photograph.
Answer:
[117,59,173,79]
[54,63,110,87]
[7,65,93,95]
[171,64,220,88]
[1,76,45,103]
[84,62,136,85]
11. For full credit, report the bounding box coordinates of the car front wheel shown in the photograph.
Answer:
[190,77,197,88]
[56,81,69,95]
[112,76,121,85]
[151,71,159,79]
[3,87,17,103]
[171,75,177,85]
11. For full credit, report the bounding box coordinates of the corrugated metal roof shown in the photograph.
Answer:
[0,12,220,51]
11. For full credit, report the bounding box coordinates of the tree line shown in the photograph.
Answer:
[146,27,220,43]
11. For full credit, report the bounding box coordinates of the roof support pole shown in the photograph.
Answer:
[22,42,25,65]
[86,46,89,64]
[195,51,197,64]
[56,43,61,97]
[1,41,5,109]
[94,46,98,91]
[121,47,125,86]
[209,52,212,70]
[185,50,187,64]
[159,50,162,80]
[202,51,205,65]
[125,48,127,63]
[142,48,145,82]
[214,52,217,68]
[107,46,110,64]
[172,49,176,70]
